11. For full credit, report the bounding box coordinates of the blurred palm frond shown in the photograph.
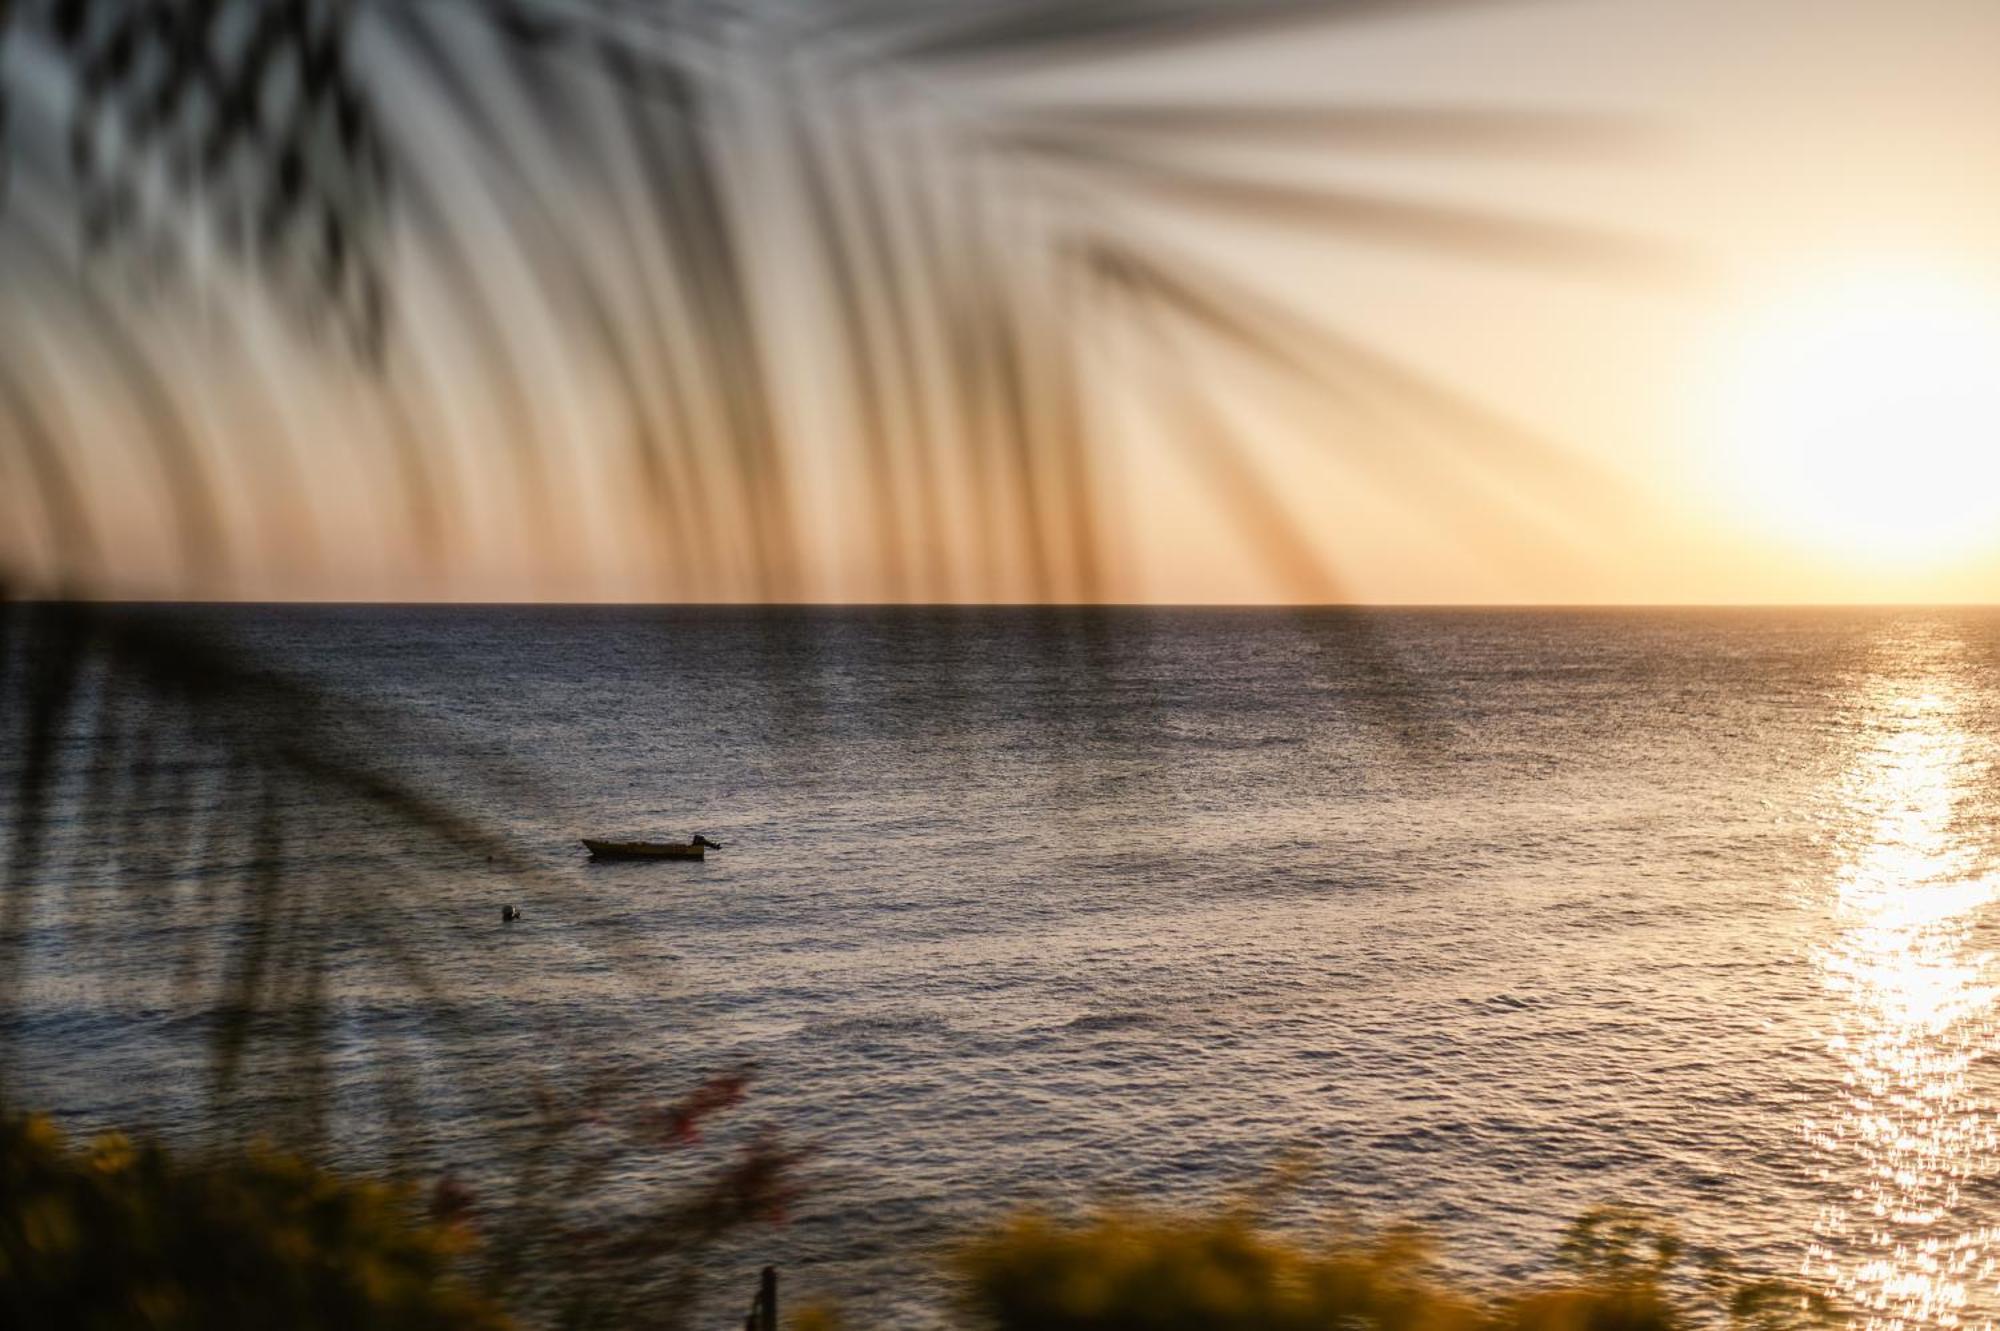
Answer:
[0,0,1675,1271]
[0,0,1667,603]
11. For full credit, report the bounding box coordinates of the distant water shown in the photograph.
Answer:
[12,606,2000,1329]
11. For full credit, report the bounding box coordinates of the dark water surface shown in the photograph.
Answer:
[13,606,2000,1329]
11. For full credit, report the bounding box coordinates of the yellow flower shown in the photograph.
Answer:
[88,1131,136,1174]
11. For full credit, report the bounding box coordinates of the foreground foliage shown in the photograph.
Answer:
[0,1110,508,1331]
[954,1202,1831,1331]
[2,1102,1828,1331]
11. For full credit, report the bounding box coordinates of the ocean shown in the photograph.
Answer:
[8,606,2000,1328]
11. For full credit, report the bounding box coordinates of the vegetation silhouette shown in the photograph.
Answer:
[0,1,1724,1326]
[953,1202,1831,1331]
[4,1108,1831,1331]
[1,1108,509,1331]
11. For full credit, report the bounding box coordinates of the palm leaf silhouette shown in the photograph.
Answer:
[0,0,1677,1316]
[0,0,1668,601]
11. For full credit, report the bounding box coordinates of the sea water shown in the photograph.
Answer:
[8,606,2000,1328]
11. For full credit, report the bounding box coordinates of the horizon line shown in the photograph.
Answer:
[28,599,2000,612]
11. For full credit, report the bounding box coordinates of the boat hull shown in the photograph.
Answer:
[581,838,705,861]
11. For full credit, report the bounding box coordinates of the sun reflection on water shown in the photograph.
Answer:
[1806,678,2000,1331]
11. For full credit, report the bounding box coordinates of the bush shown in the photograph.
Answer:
[954,1206,1485,1331]
[954,1203,1829,1331]
[0,1110,509,1331]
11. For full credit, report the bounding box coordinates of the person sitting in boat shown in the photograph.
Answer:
[691,834,722,849]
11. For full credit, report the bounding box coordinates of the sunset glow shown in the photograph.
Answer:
[1712,269,2000,568]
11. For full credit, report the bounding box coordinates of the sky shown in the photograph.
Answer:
[8,0,2000,604]
[1109,0,2000,606]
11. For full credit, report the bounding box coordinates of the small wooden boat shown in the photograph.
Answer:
[582,838,704,861]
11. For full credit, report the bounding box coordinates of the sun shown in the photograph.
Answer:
[1710,267,2000,565]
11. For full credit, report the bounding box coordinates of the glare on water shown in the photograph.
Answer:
[1808,664,2000,1331]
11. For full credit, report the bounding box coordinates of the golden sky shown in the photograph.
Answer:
[1121,0,2000,607]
